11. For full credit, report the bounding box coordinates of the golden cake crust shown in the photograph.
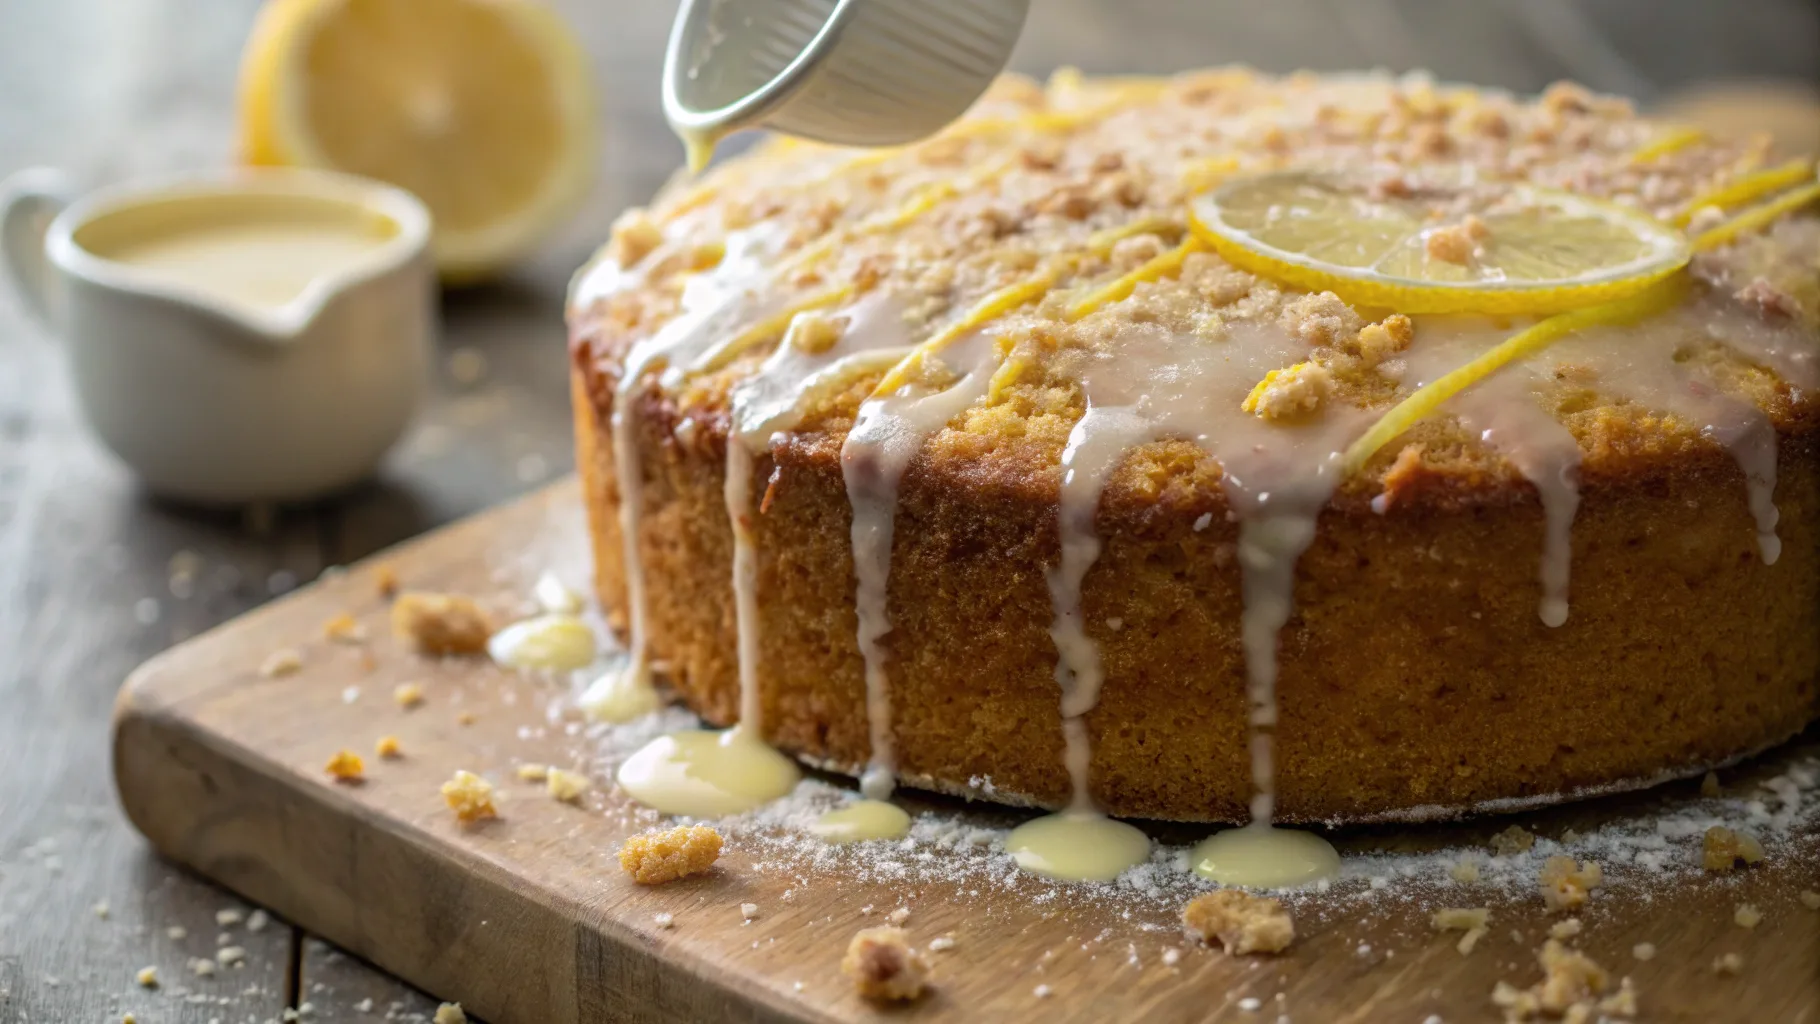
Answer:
[569,69,1820,822]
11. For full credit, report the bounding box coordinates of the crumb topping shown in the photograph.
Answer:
[618,824,722,884]
[1701,825,1765,871]
[440,770,497,824]
[392,592,492,655]
[1538,856,1603,912]
[1182,889,1295,955]
[572,69,1819,510]
[842,925,931,1002]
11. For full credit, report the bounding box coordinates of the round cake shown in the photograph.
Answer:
[567,69,1820,824]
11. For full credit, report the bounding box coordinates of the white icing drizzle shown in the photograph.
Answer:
[1552,305,1791,565]
[1390,319,1585,627]
[723,292,915,736]
[1051,321,1372,825]
[842,330,1002,800]
[608,226,788,693]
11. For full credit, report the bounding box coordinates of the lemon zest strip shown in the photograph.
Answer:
[1066,237,1207,321]
[689,286,856,378]
[1673,159,1818,226]
[870,273,1059,397]
[1691,178,1820,251]
[1341,277,1689,476]
[1629,126,1705,165]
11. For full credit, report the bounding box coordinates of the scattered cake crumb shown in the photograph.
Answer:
[1450,858,1482,883]
[1491,939,1614,1020]
[259,648,303,678]
[135,966,157,988]
[324,750,365,783]
[216,908,243,927]
[92,900,109,919]
[546,768,591,803]
[928,935,956,952]
[1800,890,1820,910]
[440,770,497,824]
[1701,826,1764,872]
[842,926,930,1002]
[1734,903,1762,929]
[323,612,368,644]
[122,1014,136,1024]
[1433,907,1490,955]
[618,825,722,884]
[1713,952,1743,975]
[165,925,186,940]
[392,592,492,655]
[1538,856,1602,912]
[653,912,674,929]
[1599,977,1639,1018]
[1034,984,1054,998]
[1631,943,1656,961]
[189,957,215,977]
[1182,890,1295,955]
[434,1003,468,1024]
[457,711,477,726]
[741,902,760,921]
[1547,918,1582,941]
[375,735,401,759]
[1242,361,1333,421]
[246,909,269,932]
[1161,947,1181,966]
[216,946,245,966]
[374,562,400,598]
[1491,825,1536,856]
[394,682,426,708]
[517,763,549,782]
[1700,771,1722,797]
[887,907,911,926]
[1456,926,1489,956]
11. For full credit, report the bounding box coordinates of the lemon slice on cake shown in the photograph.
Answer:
[239,0,595,281]
[1188,171,1689,316]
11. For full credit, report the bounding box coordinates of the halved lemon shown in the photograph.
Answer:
[1187,171,1690,316]
[239,0,595,282]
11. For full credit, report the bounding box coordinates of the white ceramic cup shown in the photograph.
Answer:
[0,167,436,504]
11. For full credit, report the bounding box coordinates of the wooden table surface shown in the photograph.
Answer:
[0,1,1812,1020]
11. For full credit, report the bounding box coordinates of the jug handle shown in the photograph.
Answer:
[1,168,74,329]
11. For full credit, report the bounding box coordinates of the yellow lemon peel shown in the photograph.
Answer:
[1673,159,1818,226]
[1629,126,1705,164]
[871,273,1059,396]
[1692,178,1820,251]
[1066,237,1207,321]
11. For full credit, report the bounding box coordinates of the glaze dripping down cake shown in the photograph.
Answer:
[567,69,1819,824]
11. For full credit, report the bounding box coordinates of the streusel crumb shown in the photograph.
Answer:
[1713,952,1743,975]
[1491,825,1536,856]
[1433,907,1491,956]
[374,562,400,598]
[1492,939,1617,1021]
[546,768,591,803]
[1539,856,1602,912]
[433,1003,467,1024]
[394,682,425,709]
[516,763,549,782]
[618,825,722,884]
[323,612,368,645]
[440,770,496,824]
[1800,890,1820,910]
[1702,826,1764,872]
[324,750,364,782]
[259,648,303,679]
[1734,903,1762,929]
[842,926,930,1002]
[1182,890,1295,955]
[375,735,401,759]
[1242,361,1333,421]
[392,591,492,655]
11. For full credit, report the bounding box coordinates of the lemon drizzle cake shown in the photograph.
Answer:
[568,70,1819,874]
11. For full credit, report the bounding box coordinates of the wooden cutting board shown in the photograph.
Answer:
[112,478,1820,1023]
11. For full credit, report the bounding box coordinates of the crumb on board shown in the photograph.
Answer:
[259,648,303,679]
[1450,858,1482,883]
[1433,907,1490,956]
[1713,952,1744,975]
[1491,825,1536,856]
[323,612,368,644]
[842,926,930,1002]
[653,912,675,929]
[516,763,550,782]
[457,711,477,726]
[375,735,402,759]
[546,768,591,803]
[394,682,426,709]
[1491,939,1628,1020]
[434,1003,468,1024]
[1548,918,1582,941]
[619,825,722,884]
[375,562,400,598]
[216,946,245,967]
[122,1014,137,1024]
[1702,826,1764,872]
[1182,890,1295,955]
[1631,943,1656,961]
[392,591,492,655]
[741,902,760,921]
[1701,771,1722,797]
[1734,903,1762,929]
[324,750,365,783]
[886,906,911,926]
[928,935,956,953]
[247,909,269,932]
[189,957,216,977]
[134,966,157,988]
[441,770,497,824]
[216,908,242,927]
[1801,890,1820,910]
[1539,856,1602,912]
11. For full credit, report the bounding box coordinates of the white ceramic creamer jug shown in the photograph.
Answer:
[0,167,436,504]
